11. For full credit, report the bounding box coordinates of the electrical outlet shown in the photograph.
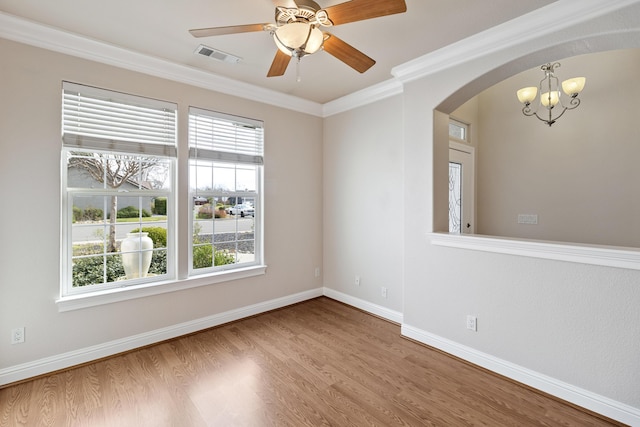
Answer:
[466,315,477,332]
[315,267,320,278]
[11,327,25,344]
[381,287,387,298]
[355,276,360,286]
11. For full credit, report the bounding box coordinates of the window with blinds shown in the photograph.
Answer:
[188,107,263,273]
[61,82,176,296]
[62,81,177,156]
[189,107,263,164]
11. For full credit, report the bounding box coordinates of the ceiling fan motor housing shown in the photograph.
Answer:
[273,1,331,58]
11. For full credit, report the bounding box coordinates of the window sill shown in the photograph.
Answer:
[56,265,267,312]
[429,232,640,270]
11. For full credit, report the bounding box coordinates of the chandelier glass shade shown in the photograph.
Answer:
[273,22,324,58]
[516,62,585,126]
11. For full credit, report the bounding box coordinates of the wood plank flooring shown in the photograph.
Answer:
[0,297,625,426]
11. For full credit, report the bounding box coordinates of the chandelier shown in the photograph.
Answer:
[516,62,586,127]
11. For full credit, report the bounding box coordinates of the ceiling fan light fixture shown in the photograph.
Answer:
[188,0,408,78]
[273,22,324,57]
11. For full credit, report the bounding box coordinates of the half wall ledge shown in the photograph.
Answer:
[429,232,640,271]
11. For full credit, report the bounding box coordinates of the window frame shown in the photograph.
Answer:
[60,82,177,298]
[449,118,469,143]
[57,84,267,310]
[188,107,264,276]
[61,149,176,296]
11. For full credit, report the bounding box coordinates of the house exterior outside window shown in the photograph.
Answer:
[188,107,264,275]
[60,84,265,300]
[61,82,176,296]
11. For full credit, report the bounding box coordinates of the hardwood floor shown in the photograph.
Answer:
[0,297,625,426]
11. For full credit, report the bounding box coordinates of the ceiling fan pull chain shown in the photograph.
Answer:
[296,57,302,82]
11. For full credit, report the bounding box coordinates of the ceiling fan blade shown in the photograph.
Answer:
[324,0,407,25]
[267,50,292,77]
[322,33,375,73]
[189,24,268,38]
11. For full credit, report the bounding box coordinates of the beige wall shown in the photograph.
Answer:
[397,3,640,414]
[323,96,404,312]
[454,49,640,247]
[3,1,640,420]
[0,38,323,370]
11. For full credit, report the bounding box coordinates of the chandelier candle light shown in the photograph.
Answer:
[516,62,586,126]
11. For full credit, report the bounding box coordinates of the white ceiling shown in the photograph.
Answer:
[0,0,557,104]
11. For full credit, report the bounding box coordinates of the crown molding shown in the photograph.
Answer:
[391,0,640,84]
[322,78,403,117]
[325,0,640,114]
[3,1,639,118]
[0,12,324,117]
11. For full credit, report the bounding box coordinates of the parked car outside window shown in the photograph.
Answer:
[227,203,255,217]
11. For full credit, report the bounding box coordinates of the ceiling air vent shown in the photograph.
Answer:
[194,44,241,64]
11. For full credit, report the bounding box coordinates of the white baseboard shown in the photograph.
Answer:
[322,287,403,324]
[401,324,640,426]
[4,288,637,426]
[0,288,323,387]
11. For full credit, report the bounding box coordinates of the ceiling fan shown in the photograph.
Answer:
[189,0,407,77]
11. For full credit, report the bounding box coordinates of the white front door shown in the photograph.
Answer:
[449,141,475,234]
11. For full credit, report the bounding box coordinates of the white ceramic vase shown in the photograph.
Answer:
[121,232,153,279]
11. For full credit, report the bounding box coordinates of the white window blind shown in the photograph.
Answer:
[189,107,264,165]
[62,82,177,156]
